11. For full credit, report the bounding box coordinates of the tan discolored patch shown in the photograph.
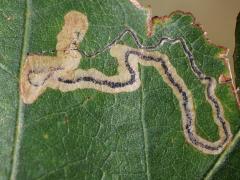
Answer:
[20,9,232,155]
[20,11,88,104]
[56,11,88,52]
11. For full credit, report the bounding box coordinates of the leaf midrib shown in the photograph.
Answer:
[140,66,151,180]
[9,0,31,179]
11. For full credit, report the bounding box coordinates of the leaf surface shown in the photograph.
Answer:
[206,11,240,180]
[0,0,240,179]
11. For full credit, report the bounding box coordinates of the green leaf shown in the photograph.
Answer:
[205,11,240,180]
[0,0,240,179]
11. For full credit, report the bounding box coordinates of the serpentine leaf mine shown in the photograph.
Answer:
[20,10,232,155]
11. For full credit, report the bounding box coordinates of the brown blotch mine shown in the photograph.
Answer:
[20,11,88,104]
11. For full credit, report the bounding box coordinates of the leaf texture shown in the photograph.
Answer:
[0,1,239,180]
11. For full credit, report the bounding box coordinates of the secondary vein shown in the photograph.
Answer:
[140,67,151,180]
[10,0,32,179]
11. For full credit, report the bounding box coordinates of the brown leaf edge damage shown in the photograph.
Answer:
[129,0,240,107]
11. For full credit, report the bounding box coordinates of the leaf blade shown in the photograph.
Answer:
[205,11,240,180]
[0,1,240,179]
[0,0,26,179]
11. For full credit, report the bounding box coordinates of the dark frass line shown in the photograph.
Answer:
[29,28,231,154]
